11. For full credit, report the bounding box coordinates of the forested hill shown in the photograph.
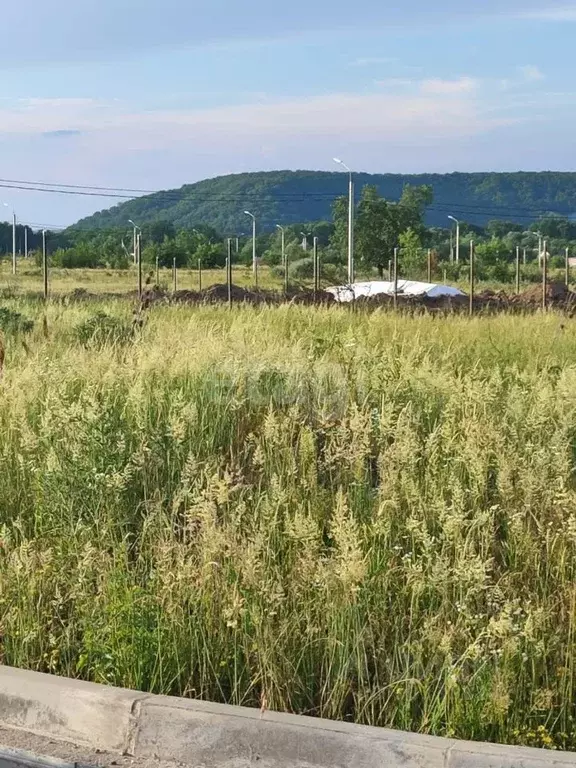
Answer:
[72,170,576,233]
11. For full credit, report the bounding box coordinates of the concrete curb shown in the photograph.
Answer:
[1,666,576,767]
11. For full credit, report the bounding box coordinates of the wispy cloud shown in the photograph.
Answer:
[20,98,100,108]
[43,129,83,138]
[0,85,510,146]
[420,77,479,95]
[350,56,397,67]
[518,5,576,20]
[518,64,545,82]
[375,77,480,95]
[374,78,414,89]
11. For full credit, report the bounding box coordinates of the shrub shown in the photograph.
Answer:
[74,311,134,348]
[0,307,34,334]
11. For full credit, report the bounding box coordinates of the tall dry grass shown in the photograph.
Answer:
[1,298,576,748]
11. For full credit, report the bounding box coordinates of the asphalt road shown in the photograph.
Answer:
[0,728,184,768]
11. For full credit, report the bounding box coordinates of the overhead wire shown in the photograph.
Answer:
[0,175,575,231]
[0,176,575,215]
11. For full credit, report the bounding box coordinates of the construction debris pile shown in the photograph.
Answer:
[58,280,576,313]
[325,280,466,303]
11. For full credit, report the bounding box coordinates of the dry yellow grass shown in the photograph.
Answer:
[1,296,576,750]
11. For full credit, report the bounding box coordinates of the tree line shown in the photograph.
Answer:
[3,184,576,284]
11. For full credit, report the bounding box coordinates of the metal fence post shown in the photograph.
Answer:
[393,247,399,310]
[42,230,48,301]
[542,240,548,311]
[469,240,475,317]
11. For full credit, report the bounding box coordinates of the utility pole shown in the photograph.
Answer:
[313,236,320,297]
[515,246,521,294]
[42,230,48,300]
[393,247,399,309]
[276,225,287,295]
[566,247,570,288]
[469,240,475,317]
[537,233,543,265]
[333,158,355,284]
[427,249,432,283]
[244,211,257,287]
[128,220,140,265]
[137,234,143,299]
[448,216,460,264]
[24,228,28,259]
[12,212,16,275]
[227,238,233,308]
[542,240,548,311]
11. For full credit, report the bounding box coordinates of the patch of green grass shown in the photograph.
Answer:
[0,306,34,334]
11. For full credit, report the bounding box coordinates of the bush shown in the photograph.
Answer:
[51,248,103,269]
[288,257,315,279]
[74,312,135,348]
[0,307,34,334]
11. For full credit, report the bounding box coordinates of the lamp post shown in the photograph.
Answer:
[244,211,257,285]
[333,158,355,284]
[534,231,543,264]
[448,216,460,265]
[128,220,141,265]
[300,231,311,252]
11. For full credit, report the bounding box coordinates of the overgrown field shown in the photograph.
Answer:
[2,298,576,749]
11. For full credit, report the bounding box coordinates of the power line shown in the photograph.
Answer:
[1,176,576,215]
[1,178,575,226]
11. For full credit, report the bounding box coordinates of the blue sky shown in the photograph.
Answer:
[0,0,575,226]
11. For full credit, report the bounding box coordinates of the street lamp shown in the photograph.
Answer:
[276,224,288,294]
[333,158,355,284]
[448,215,460,265]
[533,231,544,263]
[3,203,16,275]
[244,211,257,283]
[300,231,311,252]
[128,220,141,265]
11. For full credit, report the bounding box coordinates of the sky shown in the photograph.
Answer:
[0,0,575,227]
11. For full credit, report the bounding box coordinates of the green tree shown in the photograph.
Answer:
[475,238,511,266]
[486,220,524,238]
[398,184,433,235]
[356,186,400,278]
[329,196,349,264]
[399,228,423,278]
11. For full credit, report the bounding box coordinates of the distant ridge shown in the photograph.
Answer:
[72,170,576,232]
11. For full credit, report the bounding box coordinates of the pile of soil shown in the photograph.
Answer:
[201,283,266,304]
[171,289,202,303]
[58,280,576,315]
[288,289,336,305]
[519,281,572,303]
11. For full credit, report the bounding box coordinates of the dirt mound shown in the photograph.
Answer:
[288,289,336,305]
[356,292,467,311]
[520,281,571,303]
[171,289,202,303]
[202,283,262,303]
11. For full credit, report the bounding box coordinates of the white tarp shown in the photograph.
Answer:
[326,280,466,303]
